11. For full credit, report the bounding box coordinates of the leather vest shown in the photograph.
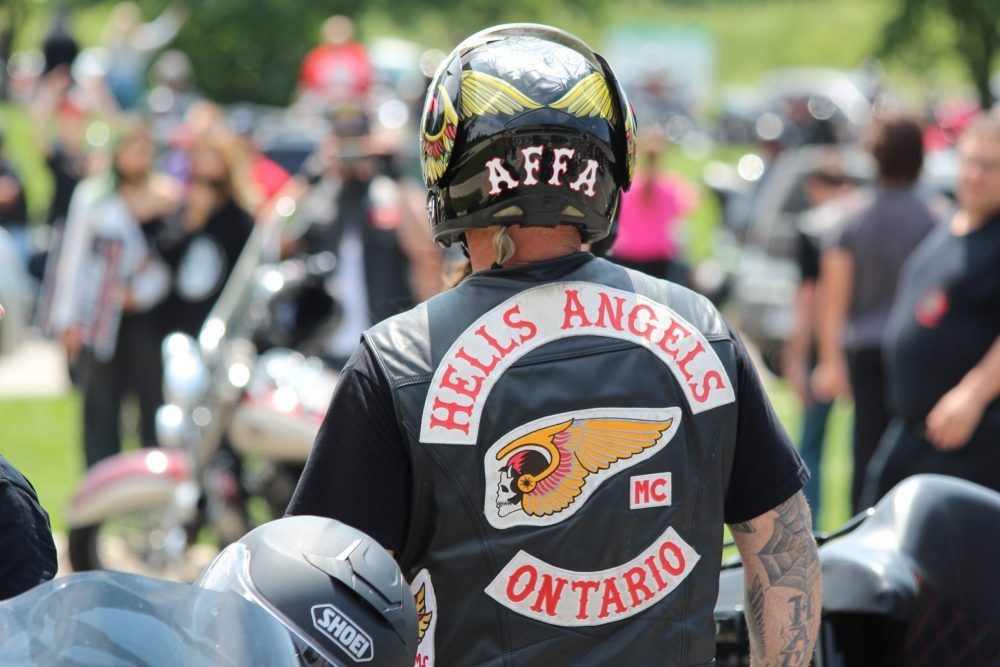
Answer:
[364,254,739,666]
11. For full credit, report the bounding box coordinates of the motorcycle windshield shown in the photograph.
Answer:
[0,571,303,667]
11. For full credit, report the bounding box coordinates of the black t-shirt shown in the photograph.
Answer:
[152,199,254,337]
[797,230,820,283]
[884,215,1000,438]
[288,294,808,551]
[0,456,58,600]
[0,161,28,228]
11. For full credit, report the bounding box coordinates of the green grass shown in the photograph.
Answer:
[0,394,82,533]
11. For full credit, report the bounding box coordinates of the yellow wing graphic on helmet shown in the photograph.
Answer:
[496,417,672,518]
[550,72,619,123]
[460,71,542,119]
[414,582,432,642]
[420,85,459,185]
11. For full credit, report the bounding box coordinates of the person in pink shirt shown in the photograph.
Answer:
[609,129,697,284]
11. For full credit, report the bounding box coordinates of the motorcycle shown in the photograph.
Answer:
[0,516,418,667]
[65,211,342,579]
[714,474,1000,666]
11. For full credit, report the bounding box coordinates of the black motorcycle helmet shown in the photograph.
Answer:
[197,516,417,666]
[420,23,637,247]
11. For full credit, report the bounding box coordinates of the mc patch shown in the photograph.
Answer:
[485,407,681,529]
[410,569,438,667]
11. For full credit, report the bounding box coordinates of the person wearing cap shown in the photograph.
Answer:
[289,24,819,665]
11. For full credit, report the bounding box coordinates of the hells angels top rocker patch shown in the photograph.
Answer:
[419,281,735,445]
[485,407,681,529]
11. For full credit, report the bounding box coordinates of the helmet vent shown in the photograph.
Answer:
[561,205,586,218]
[493,205,525,218]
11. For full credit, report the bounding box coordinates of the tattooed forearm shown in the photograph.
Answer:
[778,590,816,666]
[730,492,821,667]
[759,493,821,592]
[746,574,766,652]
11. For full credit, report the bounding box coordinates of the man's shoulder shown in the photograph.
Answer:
[614,263,730,339]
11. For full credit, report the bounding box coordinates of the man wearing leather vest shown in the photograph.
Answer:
[289,24,821,666]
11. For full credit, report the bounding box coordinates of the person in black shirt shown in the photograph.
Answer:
[0,455,58,600]
[289,25,819,666]
[0,132,28,240]
[154,129,256,337]
[864,117,1000,503]
[783,163,854,518]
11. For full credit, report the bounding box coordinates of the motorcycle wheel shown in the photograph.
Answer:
[67,507,218,582]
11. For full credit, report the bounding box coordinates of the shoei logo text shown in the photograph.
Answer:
[311,604,374,662]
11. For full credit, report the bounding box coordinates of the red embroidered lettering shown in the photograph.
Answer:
[622,567,655,607]
[506,565,537,603]
[651,478,669,502]
[502,305,538,343]
[595,293,626,331]
[568,159,600,197]
[627,304,658,341]
[438,365,484,402]
[598,577,627,619]
[454,346,500,376]
[690,370,726,403]
[485,158,519,195]
[529,574,568,617]
[428,398,473,434]
[659,542,686,576]
[520,146,544,186]
[571,580,601,621]
[676,342,705,382]
[548,148,575,186]
[474,325,516,357]
[561,289,593,329]
[634,479,650,506]
[656,318,692,359]
[644,555,668,592]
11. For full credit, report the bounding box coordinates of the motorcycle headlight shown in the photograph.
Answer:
[162,333,209,407]
[155,403,187,449]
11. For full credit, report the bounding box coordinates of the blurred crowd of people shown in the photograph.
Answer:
[0,4,996,527]
[0,6,445,474]
[781,112,1000,518]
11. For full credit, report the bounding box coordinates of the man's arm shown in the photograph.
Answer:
[730,491,821,667]
[925,333,1000,450]
[811,247,853,401]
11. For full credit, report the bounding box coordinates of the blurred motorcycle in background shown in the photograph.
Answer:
[64,207,342,579]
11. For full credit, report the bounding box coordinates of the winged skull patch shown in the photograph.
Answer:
[484,407,681,529]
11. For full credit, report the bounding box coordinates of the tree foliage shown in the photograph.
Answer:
[881,0,999,108]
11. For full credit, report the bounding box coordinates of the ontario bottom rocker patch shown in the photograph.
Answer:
[484,526,699,626]
[411,569,437,667]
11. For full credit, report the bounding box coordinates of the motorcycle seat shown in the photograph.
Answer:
[820,474,1000,625]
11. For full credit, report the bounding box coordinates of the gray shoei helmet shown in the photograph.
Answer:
[197,516,418,666]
